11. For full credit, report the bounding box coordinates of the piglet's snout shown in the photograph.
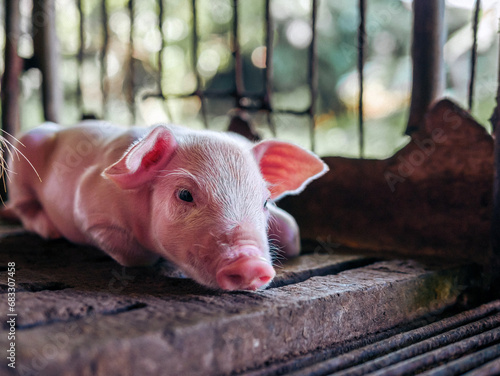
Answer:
[216,251,275,291]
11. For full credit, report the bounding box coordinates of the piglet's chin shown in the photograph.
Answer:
[216,254,276,291]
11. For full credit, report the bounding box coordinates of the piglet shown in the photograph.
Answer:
[3,121,328,291]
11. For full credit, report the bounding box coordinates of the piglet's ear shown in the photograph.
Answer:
[103,126,177,189]
[252,140,329,200]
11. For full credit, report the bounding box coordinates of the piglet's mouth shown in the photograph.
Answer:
[216,254,275,291]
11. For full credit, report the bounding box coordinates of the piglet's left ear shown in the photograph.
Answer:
[103,126,177,190]
[252,140,329,200]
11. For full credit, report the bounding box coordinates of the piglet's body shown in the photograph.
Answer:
[5,121,328,291]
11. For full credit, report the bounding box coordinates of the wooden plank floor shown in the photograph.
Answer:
[0,223,481,376]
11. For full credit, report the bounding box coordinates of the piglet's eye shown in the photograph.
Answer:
[178,189,194,203]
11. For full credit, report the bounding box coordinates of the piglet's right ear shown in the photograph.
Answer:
[103,126,177,189]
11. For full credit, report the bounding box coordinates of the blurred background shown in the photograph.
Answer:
[0,0,498,158]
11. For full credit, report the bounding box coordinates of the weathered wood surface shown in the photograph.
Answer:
[280,99,493,264]
[0,223,479,376]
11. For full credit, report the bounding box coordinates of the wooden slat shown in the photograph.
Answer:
[0,227,479,376]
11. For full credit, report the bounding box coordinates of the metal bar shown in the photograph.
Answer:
[32,0,62,123]
[146,88,264,100]
[419,343,500,376]
[101,0,109,118]
[243,318,435,376]
[491,28,500,291]
[370,328,500,376]
[191,0,199,89]
[264,0,276,136]
[357,0,365,158]
[144,88,267,106]
[156,0,163,100]
[1,0,22,202]
[285,301,500,376]
[191,0,208,128]
[158,0,174,123]
[233,0,244,105]
[1,0,22,136]
[307,0,318,152]
[77,0,84,114]
[128,0,136,121]
[463,357,500,376]
[405,0,445,135]
[331,313,500,376]
[468,0,481,112]
[143,89,316,115]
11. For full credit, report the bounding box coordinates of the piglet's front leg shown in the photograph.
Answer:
[267,205,300,259]
[8,201,62,239]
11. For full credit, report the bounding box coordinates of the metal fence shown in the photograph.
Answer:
[1,0,490,154]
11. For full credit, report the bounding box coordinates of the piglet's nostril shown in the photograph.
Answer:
[259,275,272,284]
[226,274,243,286]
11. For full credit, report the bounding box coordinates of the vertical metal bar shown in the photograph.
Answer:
[128,0,136,122]
[468,0,481,112]
[101,0,109,118]
[157,0,164,100]
[308,0,318,152]
[264,0,276,136]
[490,29,500,291]
[32,0,62,123]
[1,0,21,136]
[357,0,366,158]
[77,0,84,115]
[159,0,174,122]
[233,0,244,105]
[1,0,22,202]
[192,0,208,128]
[406,0,445,135]
[191,0,199,89]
